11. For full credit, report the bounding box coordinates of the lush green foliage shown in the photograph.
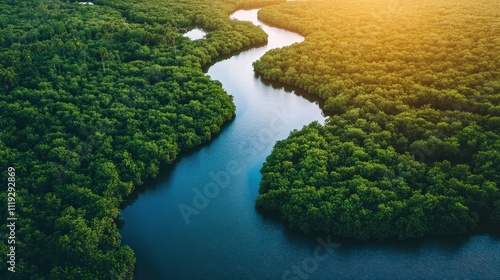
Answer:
[255,0,500,239]
[0,0,280,278]
[257,109,500,239]
[255,0,499,116]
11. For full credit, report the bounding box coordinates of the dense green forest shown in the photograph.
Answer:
[255,0,500,239]
[0,0,283,278]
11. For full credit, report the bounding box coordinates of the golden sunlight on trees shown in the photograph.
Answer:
[256,0,500,239]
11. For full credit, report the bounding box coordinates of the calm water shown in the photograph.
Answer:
[184,28,206,40]
[120,9,500,280]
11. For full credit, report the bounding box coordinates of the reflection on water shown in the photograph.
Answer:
[120,8,500,280]
[184,28,206,40]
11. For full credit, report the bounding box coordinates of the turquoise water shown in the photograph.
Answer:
[120,9,500,280]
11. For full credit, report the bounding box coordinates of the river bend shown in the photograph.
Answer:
[120,9,500,280]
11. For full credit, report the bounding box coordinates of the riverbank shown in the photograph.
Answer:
[120,7,500,280]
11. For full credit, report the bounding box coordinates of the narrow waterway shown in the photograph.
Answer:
[120,9,500,280]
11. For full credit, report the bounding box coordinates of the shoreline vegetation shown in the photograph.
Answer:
[1,0,498,278]
[254,0,500,240]
[0,0,284,278]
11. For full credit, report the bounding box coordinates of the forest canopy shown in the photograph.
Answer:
[255,0,500,239]
[0,0,283,278]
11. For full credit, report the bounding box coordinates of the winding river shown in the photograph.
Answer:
[120,9,500,280]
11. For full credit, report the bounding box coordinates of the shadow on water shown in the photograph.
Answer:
[255,72,328,114]
[119,164,177,210]
[472,221,500,239]
[256,205,500,255]
[120,8,500,279]
[119,116,237,210]
[256,207,339,248]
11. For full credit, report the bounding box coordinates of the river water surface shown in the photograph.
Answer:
[120,9,500,280]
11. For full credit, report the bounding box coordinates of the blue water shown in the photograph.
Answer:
[120,9,500,280]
